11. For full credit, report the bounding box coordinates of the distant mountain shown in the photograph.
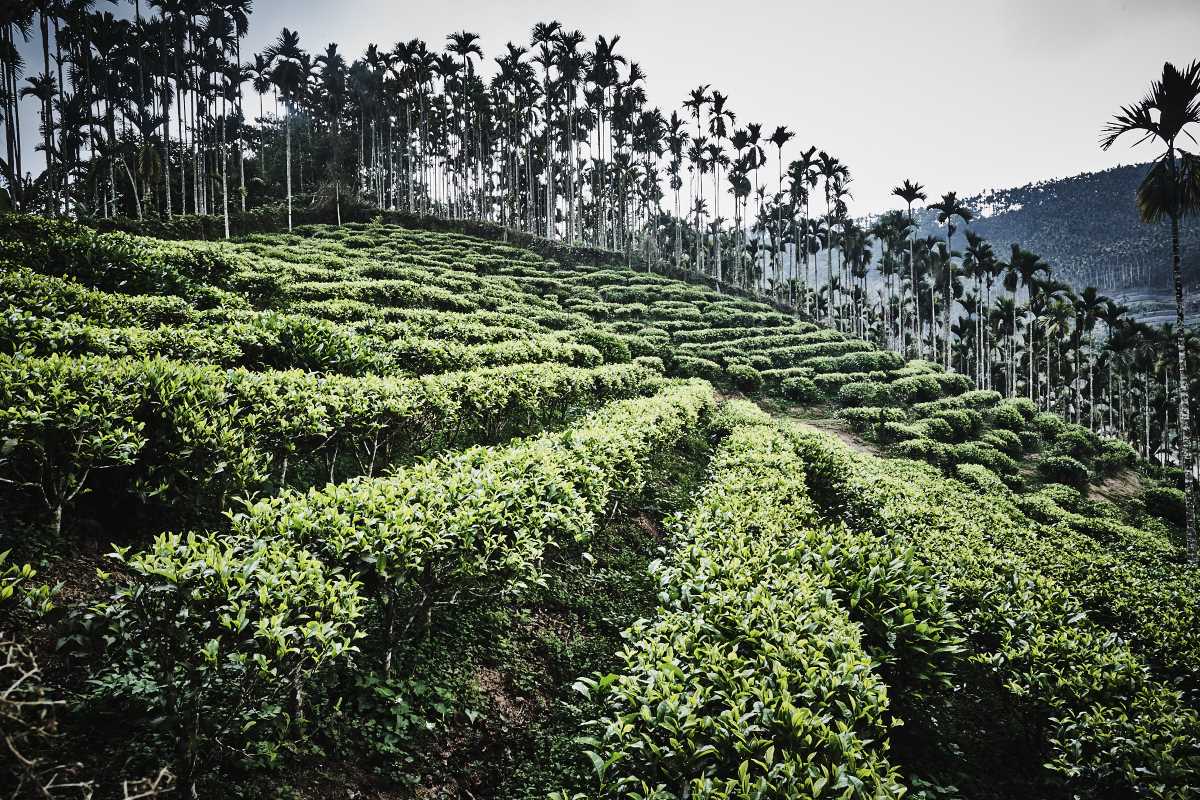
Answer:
[913,163,1200,295]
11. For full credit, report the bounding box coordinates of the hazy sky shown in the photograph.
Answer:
[14,0,1200,211]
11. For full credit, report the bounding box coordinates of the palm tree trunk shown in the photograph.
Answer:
[1169,200,1198,561]
[236,38,246,214]
[285,104,293,231]
[944,236,952,370]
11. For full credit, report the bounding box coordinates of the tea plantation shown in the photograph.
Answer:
[1,214,1196,798]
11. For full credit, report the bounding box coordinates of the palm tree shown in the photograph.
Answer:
[18,72,56,213]
[891,179,926,357]
[929,191,973,369]
[963,231,995,386]
[263,27,304,231]
[554,27,586,244]
[665,110,687,269]
[1009,244,1050,401]
[817,151,847,325]
[707,90,734,284]
[1102,59,1200,562]
[316,43,348,224]
[1072,286,1107,427]
[447,30,483,220]
[767,125,794,295]
[682,84,710,270]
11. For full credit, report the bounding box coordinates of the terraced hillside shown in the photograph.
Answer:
[1,215,1196,799]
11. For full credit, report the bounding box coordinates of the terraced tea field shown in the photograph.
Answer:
[1,215,1196,798]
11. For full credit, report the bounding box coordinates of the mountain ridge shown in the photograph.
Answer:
[911,162,1200,292]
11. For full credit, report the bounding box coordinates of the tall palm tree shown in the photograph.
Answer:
[817,151,847,325]
[447,30,483,220]
[1009,244,1050,401]
[767,125,794,294]
[929,191,973,368]
[18,72,55,213]
[665,110,687,269]
[707,90,734,284]
[891,179,926,357]
[316,42,348,224]
[963,231,995,386]
[263,27,303,231]
[1102,59,1200,562]
[682,84,710,268]
[790,146,818,308]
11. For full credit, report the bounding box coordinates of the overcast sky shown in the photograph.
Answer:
[14,0,1200,212]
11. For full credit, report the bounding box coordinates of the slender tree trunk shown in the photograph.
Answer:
[285,104,293,231]
[221,108,229,239]
[1168,157,1197,560]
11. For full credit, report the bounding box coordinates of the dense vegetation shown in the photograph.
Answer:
[2,3,1196,536]
[1,4,1198,797]
[0,213,1195,798]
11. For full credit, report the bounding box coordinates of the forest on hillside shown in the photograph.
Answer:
[913,163,1200,290]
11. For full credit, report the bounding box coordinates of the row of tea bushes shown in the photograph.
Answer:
[571,409,902,799]
[0,311,606,376]
[230,380,714,668]
[0,214,255,306]
[787,427,1200,797]
[0,353,661,539]
[567,404,959,799]
[85,382,714,796]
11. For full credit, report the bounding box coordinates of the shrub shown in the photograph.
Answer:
[981,428,1024,457]
[954,462,1008,495]
[1052,427,1097,460]
[0,267,198,327]
[837,406,907,431]
[1094,438,1137,475]
[947,442,1019,475]
[672,355,724,383]
[916,417,955,443]
[879,420,922,444]
[894,359,942,376]
[232,382,714,663]
[886,374,942,405]
[931,409,982,442]
[725,363,763,393]
[837,380,887,407]
[800,350,904,375]
[575,421,957,799]
[1034,412,1066,438]
[89,534,362,793]
[1019,430,1042,451]
[785,428,1200,796]
[935,372,974,396]
[1039,455,1089,489]
[632,355,664,373]
[0,356,661,539]
[912,389,1001,415]
[1007,397,1038,419]
[705,399,772,436]
[1142,487,1186,529]
[989,402,1028,431]
[888,437,946,464]
[781,376,821,403]
[0,214,242,300]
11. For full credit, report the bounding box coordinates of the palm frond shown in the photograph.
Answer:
[1100,101,1159,150]
[1136,149,1200,222]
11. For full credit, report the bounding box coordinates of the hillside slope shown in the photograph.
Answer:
[914,163,1200,297]
[0,216,1196,799]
